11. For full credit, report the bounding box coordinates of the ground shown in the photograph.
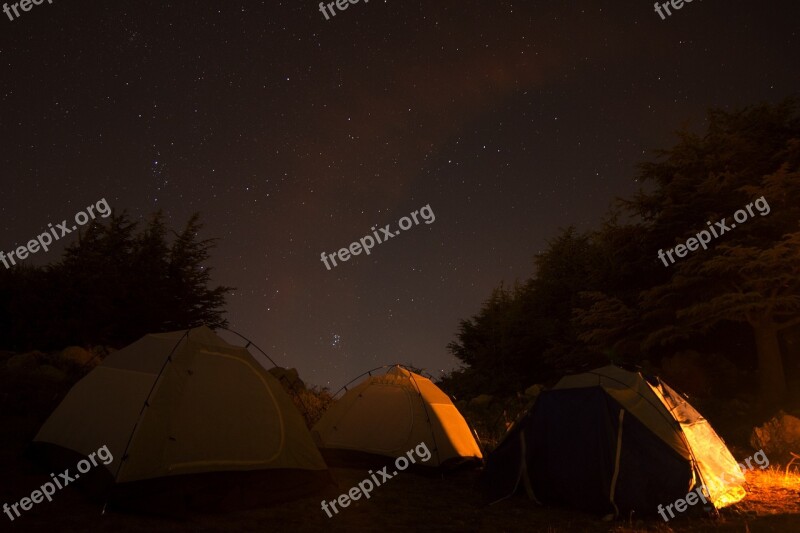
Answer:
[2,357,799,532]
[2,410,799,533]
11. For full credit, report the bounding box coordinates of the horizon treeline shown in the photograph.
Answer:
[0,212,231,351]
[443,98,800,404]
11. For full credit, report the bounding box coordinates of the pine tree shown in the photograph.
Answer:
[634,100,800,402]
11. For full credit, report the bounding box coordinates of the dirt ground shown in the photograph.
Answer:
[2,409,799,533]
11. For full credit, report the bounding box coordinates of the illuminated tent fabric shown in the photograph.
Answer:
[483,365,745,517]
[311,365,482,467]
[34,326,330,511]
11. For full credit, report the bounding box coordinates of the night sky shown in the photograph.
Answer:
[1,1,798,389]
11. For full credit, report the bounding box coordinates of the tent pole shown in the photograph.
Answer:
[104,326,190,516]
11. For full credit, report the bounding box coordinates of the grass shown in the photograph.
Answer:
[731,467,800,518]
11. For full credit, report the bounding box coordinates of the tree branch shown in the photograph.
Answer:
[776,316,800,331]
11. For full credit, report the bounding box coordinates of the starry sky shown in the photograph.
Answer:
[1,1,798,389]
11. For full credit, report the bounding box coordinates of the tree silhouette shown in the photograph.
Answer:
[0,211,233,351]
[447,99,800,403]
[631,101,800,401]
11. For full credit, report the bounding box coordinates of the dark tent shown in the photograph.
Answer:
[483,366,745,518]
